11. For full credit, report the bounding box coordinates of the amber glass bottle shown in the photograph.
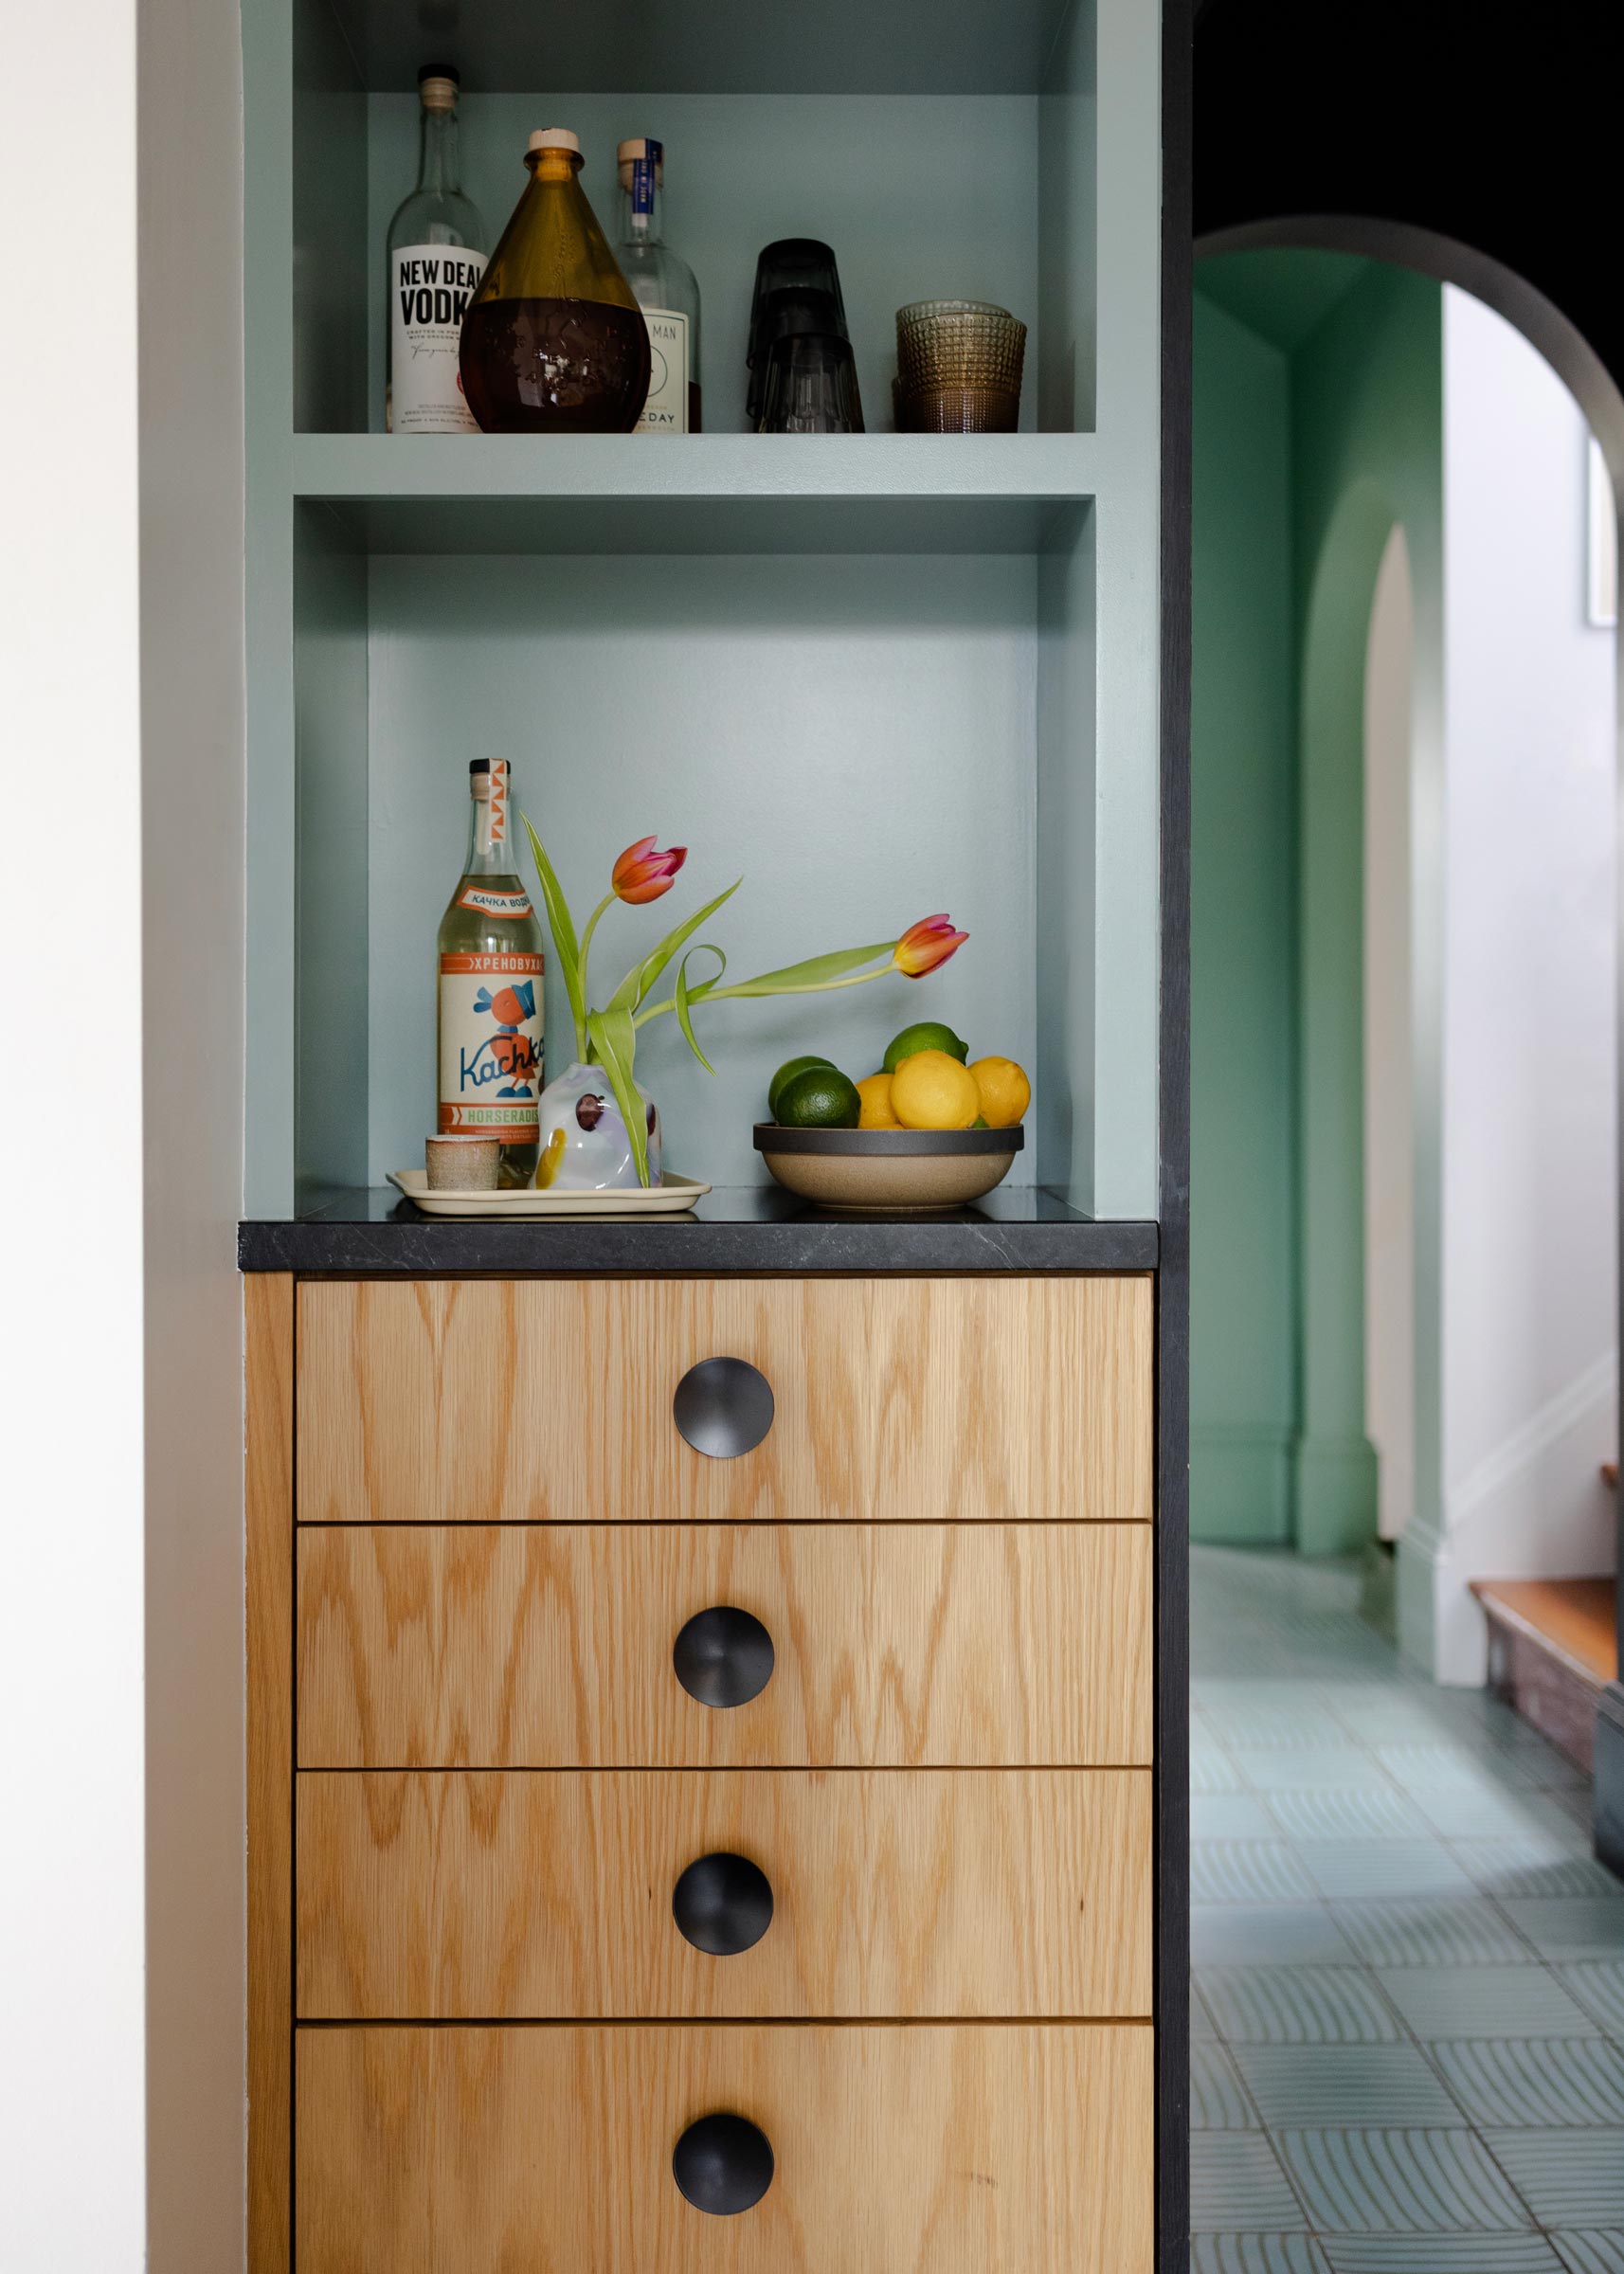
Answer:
[460,128,651,434]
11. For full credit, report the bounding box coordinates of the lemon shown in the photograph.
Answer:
[856,1072,901,1129]
[775,1066,860,1128]
[768,1054,837,1120]
[968,1056,1031,1129]
[891,1049,981,1130]
[882,1020,969,1074]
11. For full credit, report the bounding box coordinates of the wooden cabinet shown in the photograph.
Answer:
[297,1768,1152,2018]
[297,1275,1152,1526]
[296,2024,1154,2274]
[298,1521,1153,1766]
[250,1272,1161,2267]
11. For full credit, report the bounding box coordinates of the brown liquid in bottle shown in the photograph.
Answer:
[460,296,651,434]
[460,130,652,436]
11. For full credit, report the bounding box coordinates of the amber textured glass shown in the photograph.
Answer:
[460,132,651,434]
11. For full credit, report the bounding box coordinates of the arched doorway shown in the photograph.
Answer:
[1194,214,1624,1872]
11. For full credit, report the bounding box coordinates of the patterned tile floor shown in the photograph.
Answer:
[1189,1546,1624,2274]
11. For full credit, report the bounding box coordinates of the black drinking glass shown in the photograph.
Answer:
[747,239,849,423]
[756,334,865,434]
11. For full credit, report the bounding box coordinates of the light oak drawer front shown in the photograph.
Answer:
[297,1769,1151,2019]
[296,2021,1152,2273]
[296,1276,1152,1526]
[298,1523,1152,1768]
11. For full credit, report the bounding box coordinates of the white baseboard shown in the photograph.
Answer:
[1400,1351,1617,1686]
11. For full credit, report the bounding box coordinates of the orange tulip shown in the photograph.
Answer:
[612,835,688,905]
[893,913,968,977]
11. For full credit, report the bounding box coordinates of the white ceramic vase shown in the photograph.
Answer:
[532,1060,662,1190]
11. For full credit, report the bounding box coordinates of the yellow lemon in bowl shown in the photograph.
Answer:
[891,1049,982,1130]
[856,1072,902,1128]
[968,1056,1031,1129]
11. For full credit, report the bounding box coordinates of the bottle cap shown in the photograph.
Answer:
[617,136,665,190]
[528,127,581,153]
[418,63,460,113]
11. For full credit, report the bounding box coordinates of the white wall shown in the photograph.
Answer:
[1364,525,1417,1543]
[1425,286,1617,1681]
[0,0,246,2264]
[0,1,148,2262]
[138,0,248,2262]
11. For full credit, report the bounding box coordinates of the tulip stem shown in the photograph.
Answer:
[632,965,890,1031]
[576,893,616,1001]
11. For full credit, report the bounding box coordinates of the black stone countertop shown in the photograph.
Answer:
[238,1184,1160,1275]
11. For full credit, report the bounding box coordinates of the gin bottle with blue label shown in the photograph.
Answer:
[616,138,703,432]
[437,761,546,1184]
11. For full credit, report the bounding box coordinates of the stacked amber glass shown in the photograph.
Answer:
[894,299,1026,432]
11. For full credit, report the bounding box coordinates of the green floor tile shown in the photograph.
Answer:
[1427,2038,1624,2126]
[1482,2129,1624,2226]
[1236,2045,1466,2128]
[1274,2129,1534,2231]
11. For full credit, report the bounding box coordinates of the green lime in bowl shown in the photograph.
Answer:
[774,1066,861,1129]
[767,1054,838,1121]
[882,1020,969,1074]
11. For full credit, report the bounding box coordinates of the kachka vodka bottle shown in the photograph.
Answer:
[386,64,488,433]
[616,138,702,432]
[437,761,545,1184]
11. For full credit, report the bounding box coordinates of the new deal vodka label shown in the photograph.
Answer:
[392,244,487,432]
[384,66,488,433]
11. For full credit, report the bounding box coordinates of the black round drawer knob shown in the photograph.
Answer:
[672,1851,774,1956]
[673,1606,775,1708]
[673,1357,775,1458]
[672,2112,774,2216]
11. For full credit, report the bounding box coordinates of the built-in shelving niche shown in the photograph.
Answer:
[247,0,1162,1221]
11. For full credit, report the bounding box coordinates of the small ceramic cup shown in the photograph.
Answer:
[424,1133,502,1191]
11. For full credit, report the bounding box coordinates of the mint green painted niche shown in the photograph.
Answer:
[1190,291,1297,1543]
[1190,254,1443,1556]
[1290,263,1442,1559]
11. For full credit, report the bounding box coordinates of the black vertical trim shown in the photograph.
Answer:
[1158,0,1195,2265]
[288,1282,298,2269]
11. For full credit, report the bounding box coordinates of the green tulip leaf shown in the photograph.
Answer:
[586,1006,652,1188]
[521,814,588,1062]
[674,946,729,1074]
[718,939,895,997]
[606,877,742,1015]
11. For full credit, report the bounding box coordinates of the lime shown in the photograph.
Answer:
[883,1020,969,1074]
[775,1066,861,1129]
[767,1054,837,1120]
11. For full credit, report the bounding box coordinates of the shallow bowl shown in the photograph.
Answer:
[752,1123,1024,1213]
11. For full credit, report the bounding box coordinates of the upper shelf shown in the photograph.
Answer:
[319,0,1081,96]
[291,434,1101,554]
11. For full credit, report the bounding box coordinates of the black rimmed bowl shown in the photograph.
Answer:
[752,1123,1024,1213]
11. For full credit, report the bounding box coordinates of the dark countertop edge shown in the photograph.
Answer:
[237,1198,1161,1276]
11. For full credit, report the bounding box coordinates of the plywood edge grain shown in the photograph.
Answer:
[246,1273,294,2274]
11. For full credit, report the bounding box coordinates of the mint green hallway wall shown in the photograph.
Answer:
[1190,293,1296,1541]
[1191,253,1444,1555]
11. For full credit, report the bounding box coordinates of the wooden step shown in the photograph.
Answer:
[1471,1577,1616,1773]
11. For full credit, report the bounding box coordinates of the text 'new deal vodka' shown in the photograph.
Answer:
[386,63,488,433]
